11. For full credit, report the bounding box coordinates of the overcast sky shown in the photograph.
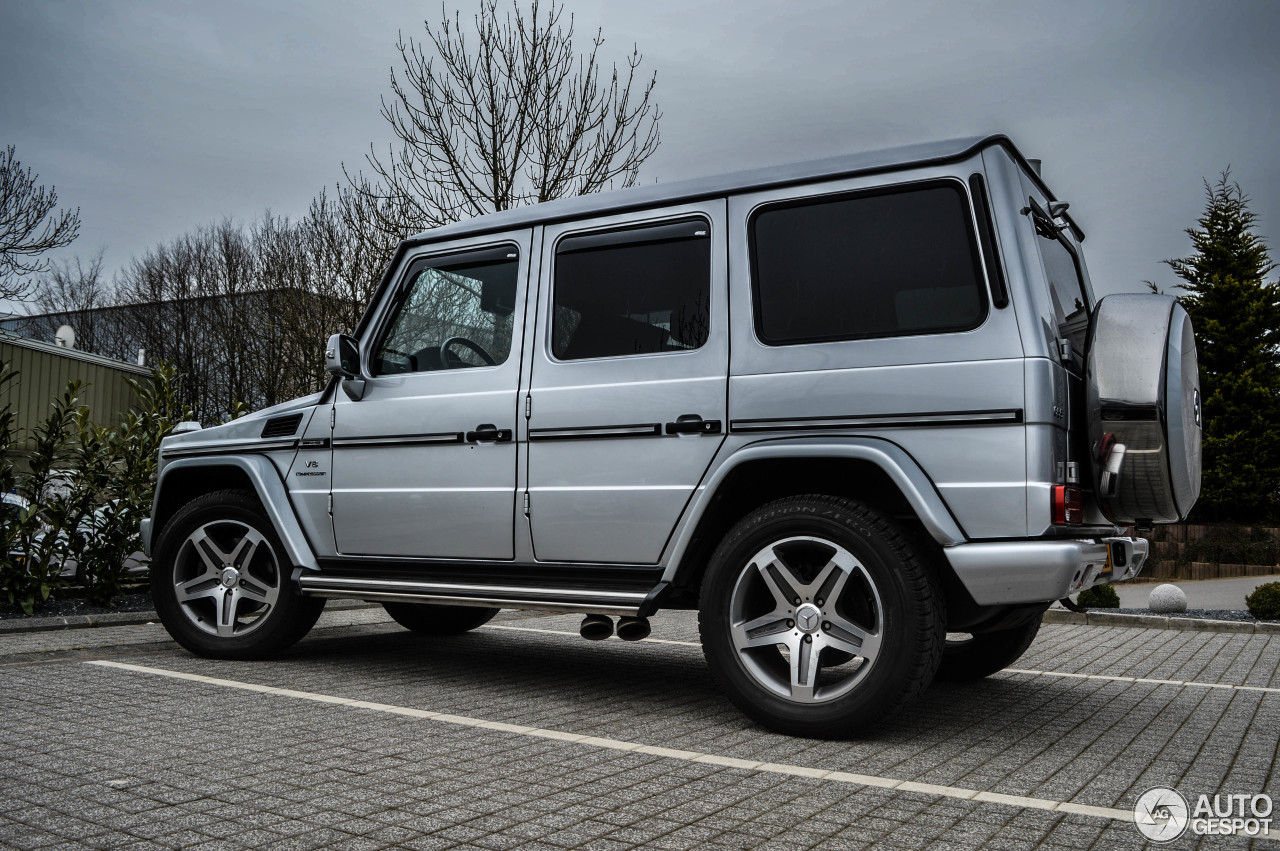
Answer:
[3,0,1278,317]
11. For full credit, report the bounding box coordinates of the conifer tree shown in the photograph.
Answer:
[1166,171,1280,521]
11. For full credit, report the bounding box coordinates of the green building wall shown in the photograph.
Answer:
[1,336,150,460]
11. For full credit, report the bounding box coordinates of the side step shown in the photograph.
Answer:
[297,574,668,618]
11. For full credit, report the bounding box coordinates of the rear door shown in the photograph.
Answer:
[525,202,728,564]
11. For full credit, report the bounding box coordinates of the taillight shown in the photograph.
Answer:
[1052,485,1084,525]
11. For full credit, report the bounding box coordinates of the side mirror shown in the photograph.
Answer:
[325,333,361,379]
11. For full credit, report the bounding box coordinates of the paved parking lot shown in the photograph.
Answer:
[1,606,1277,850]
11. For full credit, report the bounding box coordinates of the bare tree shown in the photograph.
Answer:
[26,251,110,350]
[0,145,81,300]
[348,0,660,238]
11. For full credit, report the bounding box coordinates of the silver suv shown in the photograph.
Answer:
[144,135,1201,737]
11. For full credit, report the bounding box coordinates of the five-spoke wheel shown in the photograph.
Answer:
[729,536,883,703]
[700,495,944,738]
[153,490,325,659]
[172,520,281,638]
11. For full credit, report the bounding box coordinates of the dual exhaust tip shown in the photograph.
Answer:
[580,614,650,642]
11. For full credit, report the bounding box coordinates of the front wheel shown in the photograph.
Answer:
[699,495,944,738]
[152,490,325,660]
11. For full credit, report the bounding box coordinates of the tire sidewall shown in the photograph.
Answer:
[152,491,318,660]
[700,498,939,736]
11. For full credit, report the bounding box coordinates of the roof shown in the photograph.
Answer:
[406,134,1047,247]
[344,133,1046,345]
[0,333,150,375]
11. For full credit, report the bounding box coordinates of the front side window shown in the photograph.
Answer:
[552,219,710,361]
[375,246,518,374]
[751,182,988,345]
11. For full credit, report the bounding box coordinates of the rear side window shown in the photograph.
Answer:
[1028,198,1090,328]
[750,182,987,345]
[552,219,710,360]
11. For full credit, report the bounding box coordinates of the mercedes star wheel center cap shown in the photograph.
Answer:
[220,567,240,588]
[795,603,822,634]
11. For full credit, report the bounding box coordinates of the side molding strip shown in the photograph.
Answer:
[298,574,655,617]
[730,409,1023,433]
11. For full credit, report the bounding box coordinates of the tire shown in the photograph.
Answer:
[151,490,325,660]
[698,495,945,738]
[1087,294,1201,522]
[934,615,1043,682]
[381,602,500,635]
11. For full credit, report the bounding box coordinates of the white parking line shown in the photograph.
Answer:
[1002,667,1280,695]
[85,659,1130,823]
[482,624,1280,696]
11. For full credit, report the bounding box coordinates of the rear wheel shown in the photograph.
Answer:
[699,495,944,738]
[152,490,325,660]
[381,602,500,635]
[935,616,1042,682]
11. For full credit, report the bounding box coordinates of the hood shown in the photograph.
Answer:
[160,392,324,453]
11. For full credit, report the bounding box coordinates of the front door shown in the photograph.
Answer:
[330,232,531,559]
[525,202,728,564]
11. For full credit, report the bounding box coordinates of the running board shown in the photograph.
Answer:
[297,574,668,618]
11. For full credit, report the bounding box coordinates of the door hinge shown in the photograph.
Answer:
[524,395,532,419]
[523,492,530,516]
[327,493,333,515]
[329,407,336,429]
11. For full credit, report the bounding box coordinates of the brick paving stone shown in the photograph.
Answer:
[3,610,1279,849]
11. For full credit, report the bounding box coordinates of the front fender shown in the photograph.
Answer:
[147,454,320,572]
[662,436,968,582]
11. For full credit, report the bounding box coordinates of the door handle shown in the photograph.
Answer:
[664,415,722,436]
[466,424,513,443]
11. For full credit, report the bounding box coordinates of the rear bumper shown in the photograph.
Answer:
[944,537,1148,606]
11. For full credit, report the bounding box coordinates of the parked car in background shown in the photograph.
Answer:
[60,501,148,582]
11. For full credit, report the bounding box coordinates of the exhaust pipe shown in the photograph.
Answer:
[579,614,614,641]
[616,616,651,642]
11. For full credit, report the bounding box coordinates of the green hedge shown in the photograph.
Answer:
[1246,582,1280,620]
[1077,583,1120,609]
[0,361,187,612]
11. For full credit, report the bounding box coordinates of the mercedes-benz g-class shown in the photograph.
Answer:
[144,135,1201,737]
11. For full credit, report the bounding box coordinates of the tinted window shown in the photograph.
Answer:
[751,183,987,344]
[376,246,518,374]
[1038,227,1089,328]
[552,219,710,360]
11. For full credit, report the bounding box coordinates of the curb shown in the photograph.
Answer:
[0,610,160,635]
[0,599,378,636]
[1045,608,1280,634]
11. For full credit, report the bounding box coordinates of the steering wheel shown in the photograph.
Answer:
[441,336,496,367]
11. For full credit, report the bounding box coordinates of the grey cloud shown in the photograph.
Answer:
[1,0,1277,312]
